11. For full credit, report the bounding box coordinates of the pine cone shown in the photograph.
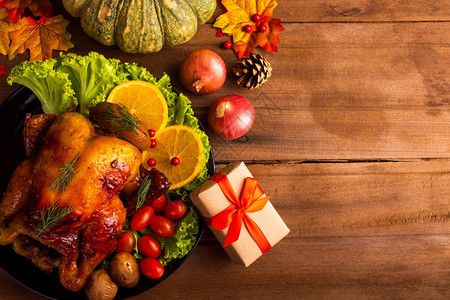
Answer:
[233,53,272,90]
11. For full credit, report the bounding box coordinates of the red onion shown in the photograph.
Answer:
[207,95,255,140]
[179,49,226,94]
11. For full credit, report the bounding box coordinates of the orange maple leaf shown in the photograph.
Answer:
[0,0,52,23]
[232,18,283,59]
[0,7,17,55]
[8,15,73,61]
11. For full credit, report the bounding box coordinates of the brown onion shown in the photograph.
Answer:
[179,49,226,94]
[207,95,255,140]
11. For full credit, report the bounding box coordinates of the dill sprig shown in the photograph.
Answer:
[136,176,152,211]
[49,153,81,193]
[37,201,74,236]
[103,104,139,137]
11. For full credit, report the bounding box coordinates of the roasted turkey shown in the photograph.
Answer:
[0,112,151,291]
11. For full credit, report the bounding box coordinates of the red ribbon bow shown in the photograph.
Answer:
[204,173,272,254]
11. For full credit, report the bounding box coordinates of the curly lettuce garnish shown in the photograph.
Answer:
[7,52,124,115]
[55,52,124,115]
[7,59,76,114]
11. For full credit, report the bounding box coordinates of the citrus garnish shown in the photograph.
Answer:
[142,125,205,190]
[107,80,168,132]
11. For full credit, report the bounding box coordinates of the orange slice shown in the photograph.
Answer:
[107,80,168,132]
[142,125,205,190]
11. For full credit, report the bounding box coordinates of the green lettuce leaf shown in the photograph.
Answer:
[55,52,123,116]
[117,62,158,83]
[155,74,177,123]
[7,59,77,114]
[160,208,199,265]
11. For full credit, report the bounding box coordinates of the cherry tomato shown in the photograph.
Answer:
[150,216,174,238]
[163,200,188,220]
[140,258,164,279]
[116,232,135,253]
[130,206,154,231]
[138,235,161,258]
[151,194,167,213]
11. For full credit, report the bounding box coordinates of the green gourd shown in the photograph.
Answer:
[62,0,216,53]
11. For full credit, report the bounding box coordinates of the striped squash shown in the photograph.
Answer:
[62,0,216,53]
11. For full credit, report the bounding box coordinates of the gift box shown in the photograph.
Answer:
[190,162,290,267]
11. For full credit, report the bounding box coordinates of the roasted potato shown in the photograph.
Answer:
[109,252,140,288]
[85,269,118,300]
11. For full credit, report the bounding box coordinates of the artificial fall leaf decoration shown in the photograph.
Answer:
[0,0,52,23]
[0,7,15,55]
[214,0,283,58]
[8,15,73,61]
[233,18,283,58]
[0,1,72,61]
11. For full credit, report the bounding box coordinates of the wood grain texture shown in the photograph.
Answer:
[202,22,450,161]
[1,23,449,161]
[2,235,448,299]
[1,1,449,299]
[49,0,450,24]
[0,161,448,299]
[211,0,450,23]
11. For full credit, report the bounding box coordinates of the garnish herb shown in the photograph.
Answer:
[136,176,152,211]
[37,201,74,236]
[49,153,81,193]
[103,104,139,137]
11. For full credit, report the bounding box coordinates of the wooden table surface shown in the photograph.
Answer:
[0,1,449,299]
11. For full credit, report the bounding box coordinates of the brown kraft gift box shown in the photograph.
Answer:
[190,162,290,267]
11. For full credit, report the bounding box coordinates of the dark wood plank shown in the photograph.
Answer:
[0,1,448,299]
[211,0,450,23]
[203,22,450,161]
[1,23,449,161]
[198,160,450,241]
[0,160,448,298]
[50,0,450,24]
[151,236,449,299]
[245,161,450,238]
[1,235,448,299]
[1,236,449,299]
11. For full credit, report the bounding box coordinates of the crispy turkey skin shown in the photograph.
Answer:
[0,112,142,291]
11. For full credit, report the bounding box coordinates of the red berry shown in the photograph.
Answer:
[216,28,225,37]
[223,41,232,49]
[148,129,156,137]
[171,157,180,166]
[252,14,261,23]
[258,24,267,32]
[147,158,156,167]
[150,139,157,148]
[243,25,253,33]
